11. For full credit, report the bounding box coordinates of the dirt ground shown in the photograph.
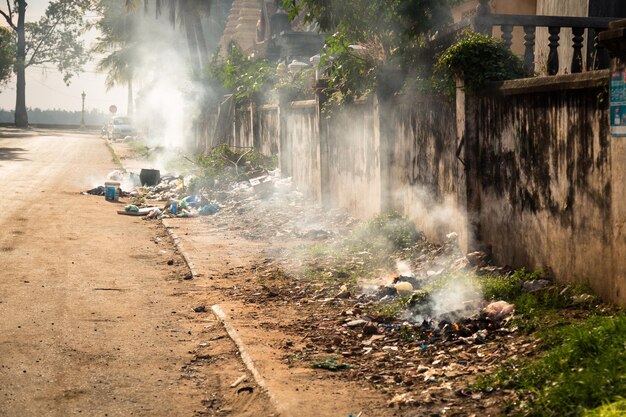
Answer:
[107,139,536,417]
[0,129,274,416]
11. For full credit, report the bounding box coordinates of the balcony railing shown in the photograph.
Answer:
[434,0,615,76]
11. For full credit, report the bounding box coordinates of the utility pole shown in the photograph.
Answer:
[80,91,86,128]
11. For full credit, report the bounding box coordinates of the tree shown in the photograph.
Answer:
[0,0,93,127]
[0,27,15,87]
[282,0,458,104]
[124,0,212,72]
[94,0,138,115]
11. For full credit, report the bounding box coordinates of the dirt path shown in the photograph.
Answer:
[162,218,392,417]
[0,129,274,416]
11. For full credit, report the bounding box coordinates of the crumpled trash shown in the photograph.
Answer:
[388,392,418,407]
[145,208,162,219]
[483,300,515,320]
[82,186,105,196]
[107,170,125,181]
[199,204,220,216]
[522,279,551,292]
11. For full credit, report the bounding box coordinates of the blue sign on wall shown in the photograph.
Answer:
[610,70,626,136]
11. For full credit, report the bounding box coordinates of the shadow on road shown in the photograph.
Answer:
[0,128,39,139]
[0,147,29,162]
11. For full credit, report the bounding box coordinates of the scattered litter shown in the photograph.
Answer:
[388,393,418,407]
[193,305,207,313]
[311,357,352,371]
[230,375,247,388]
[483,301,515,320]
[522,279,552,292]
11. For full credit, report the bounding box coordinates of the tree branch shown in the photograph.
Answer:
[0,9,16,31]
[26,19,61,68]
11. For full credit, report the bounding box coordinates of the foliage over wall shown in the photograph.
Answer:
[434,31,526,97]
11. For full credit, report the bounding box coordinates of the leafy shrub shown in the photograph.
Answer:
[189,145,277,193]
[434,31,526,97]
[209,44,277,106]
[353,211,422,251]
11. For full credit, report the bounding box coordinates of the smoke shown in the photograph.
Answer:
[106,4,215,171]
[409,276,483,323]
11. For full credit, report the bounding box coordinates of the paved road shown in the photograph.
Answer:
[0,129,272,416]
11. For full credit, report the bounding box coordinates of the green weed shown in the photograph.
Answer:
[311,356,353,371]
[482,315,626,417]
[584,398,626,417]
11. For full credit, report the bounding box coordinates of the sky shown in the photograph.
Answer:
[0,1,127,113]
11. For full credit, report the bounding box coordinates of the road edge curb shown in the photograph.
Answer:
[211,304,283,416]
[162,224,200,278]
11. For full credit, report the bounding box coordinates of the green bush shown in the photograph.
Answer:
[353,211,422,251]
[434,31,526,97]
[189,145,277,193]
[209,44,277,106]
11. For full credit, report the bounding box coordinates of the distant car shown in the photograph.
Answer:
[106,116,135,140]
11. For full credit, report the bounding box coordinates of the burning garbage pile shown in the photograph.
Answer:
[215,210,537,412]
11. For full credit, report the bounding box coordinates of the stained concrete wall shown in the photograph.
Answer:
[321,99,382,220]
[256,104,280,156]
[233,106,253,148]
[283,100,322,202]
[470,71,625,303]
[229,70,625,304]
[383,95,468,246]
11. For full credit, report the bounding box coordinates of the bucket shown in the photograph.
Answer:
[139,169,160,186]
[104,181,120,201]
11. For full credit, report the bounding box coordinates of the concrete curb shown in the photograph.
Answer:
[105,142,199,279]
[212,304,282,416]
[162,224,200,278]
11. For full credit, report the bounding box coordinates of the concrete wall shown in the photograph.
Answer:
[384,95,468,246]
[256,104,280,156]
[283,100,322,202]
[321,99,382,219]
[227,70,625,304]
[469,72,625,302]
[233,106,253,148]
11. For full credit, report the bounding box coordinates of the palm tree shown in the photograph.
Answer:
[94,0,137,114]
[124,0,212,71]
[96,47,136,114]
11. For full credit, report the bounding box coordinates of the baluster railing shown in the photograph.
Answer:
[571,27,585,73]
[547,27,561,75]
[593,27,610,70]
[501,25,514,50]
[523,25,536,73]
[429,0,615,79]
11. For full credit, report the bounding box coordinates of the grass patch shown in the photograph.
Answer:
[126,139,152,159]
[311,356,353,371]
[105,140,124,170]
[480,315,626,417]
[347,211,423,253]
[584,399,626,417]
